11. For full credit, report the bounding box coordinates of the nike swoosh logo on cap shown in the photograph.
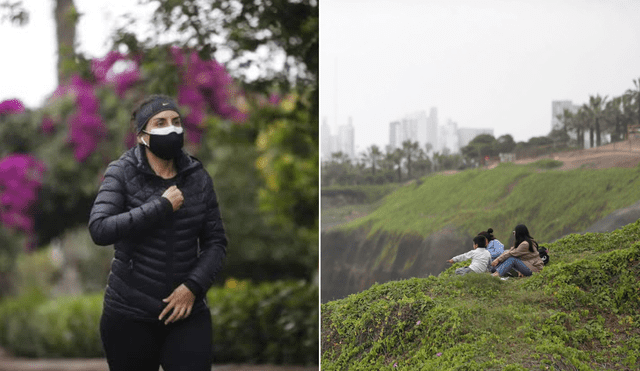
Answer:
[162,102,169,106]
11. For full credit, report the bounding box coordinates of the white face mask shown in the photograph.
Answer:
[143,126,184,136]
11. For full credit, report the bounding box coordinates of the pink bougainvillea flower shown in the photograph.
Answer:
[124,131,137,148]
[0,99,25,114]
[114,69,140,97]
[67,111,107,162]
[268,93,281,106]
[91,51,141,97]
[171,47,248,134]
[186,128,203,145]
[54,75,108,162]
[0,154,46,251]
[436,352,442,357]
[91,50,125,82]
[41,116,56,135]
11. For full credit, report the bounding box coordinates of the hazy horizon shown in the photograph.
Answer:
[320,0,640,154]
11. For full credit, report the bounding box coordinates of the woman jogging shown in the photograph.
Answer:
[89,94,227,371]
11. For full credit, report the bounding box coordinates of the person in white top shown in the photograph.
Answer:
[447,235,492,275]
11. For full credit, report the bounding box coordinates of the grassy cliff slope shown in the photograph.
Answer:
[321,219,640,370]
[341,161,640,244]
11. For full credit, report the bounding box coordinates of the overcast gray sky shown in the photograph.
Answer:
[320,0,640,153]
[0,0,161,108]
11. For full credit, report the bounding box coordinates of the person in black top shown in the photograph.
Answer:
[89,94,227,371]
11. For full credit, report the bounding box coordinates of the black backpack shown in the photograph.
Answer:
[537,244,549,265]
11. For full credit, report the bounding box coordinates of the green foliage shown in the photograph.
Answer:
[323,184,400,205]
[0,279,318,364]
[322,221,640,370]
[11,228,113,296]
[0,225,24,296]
[0,291,101,357]
[209,279,318,365]
[460,133,497,164]
[132,0,318,91]
[343,162,640,244]
[254,93,318,252]
[527,159,563,169]
[203,116,315,279]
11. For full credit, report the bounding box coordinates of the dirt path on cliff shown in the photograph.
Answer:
[513,139,640,170]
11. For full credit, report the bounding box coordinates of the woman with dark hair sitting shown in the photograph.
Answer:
[490,224,543,278]
[477,228,504,261]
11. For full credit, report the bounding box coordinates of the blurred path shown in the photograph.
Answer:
[0,358,318,371]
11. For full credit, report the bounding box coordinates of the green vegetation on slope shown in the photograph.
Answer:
[321,220,640,370]
[343,162,640,243]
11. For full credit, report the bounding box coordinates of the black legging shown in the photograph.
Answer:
[100,309,212,371]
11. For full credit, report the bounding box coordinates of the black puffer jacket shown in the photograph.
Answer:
[89,144,227,321]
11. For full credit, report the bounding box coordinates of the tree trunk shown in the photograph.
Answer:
[578,128,584,149]
[589,128,594,148]
[55,0,77,84]
[595,118,601,147]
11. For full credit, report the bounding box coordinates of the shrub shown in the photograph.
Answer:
[0,279,318,365]
[208,279,318,365]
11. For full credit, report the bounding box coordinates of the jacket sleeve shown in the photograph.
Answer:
[186,174,228,295]
[88,162,174,246]
[452,250,474,263]
[497,242,530,262]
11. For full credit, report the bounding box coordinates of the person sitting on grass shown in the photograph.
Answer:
[447,235,491,276]
[478,228,504,273]
[491,224,544,278]
[478,228,504,260]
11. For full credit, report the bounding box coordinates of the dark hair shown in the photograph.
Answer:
[477,228,495,242]
[473,235,487,248]
[514,224,536,252]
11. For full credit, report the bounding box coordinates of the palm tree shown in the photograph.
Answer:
[401,140,421,179]
[621,94,635,139]
[361,145,383,176]
[604,97,624,142]
[568,108,589,149]
[388,148,403,182]
[583,94,608,147]
[331,151,350,165]
[625,77,640,126]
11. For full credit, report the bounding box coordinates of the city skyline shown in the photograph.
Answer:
[320,0,640,152]
[322,106,495,160]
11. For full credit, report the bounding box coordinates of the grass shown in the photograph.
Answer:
[321,219,640,370]
[340,162,640,244]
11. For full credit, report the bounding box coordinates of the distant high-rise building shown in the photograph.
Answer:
[338,117,355,159]
[321,117,332,162]
[389,114,421,150]
[321,117,356,162]
[551,100,580,131]
[457,127,494,149]
[437,119,460,153]
[426,107,438,152]
[389,120,402,150]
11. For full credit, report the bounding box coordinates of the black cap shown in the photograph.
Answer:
[135,96,181,133]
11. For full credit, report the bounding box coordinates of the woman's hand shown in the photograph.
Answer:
[159,284,195,325]
[162,185,184,211]
[447,259,454,264]
[491,259,499,267]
